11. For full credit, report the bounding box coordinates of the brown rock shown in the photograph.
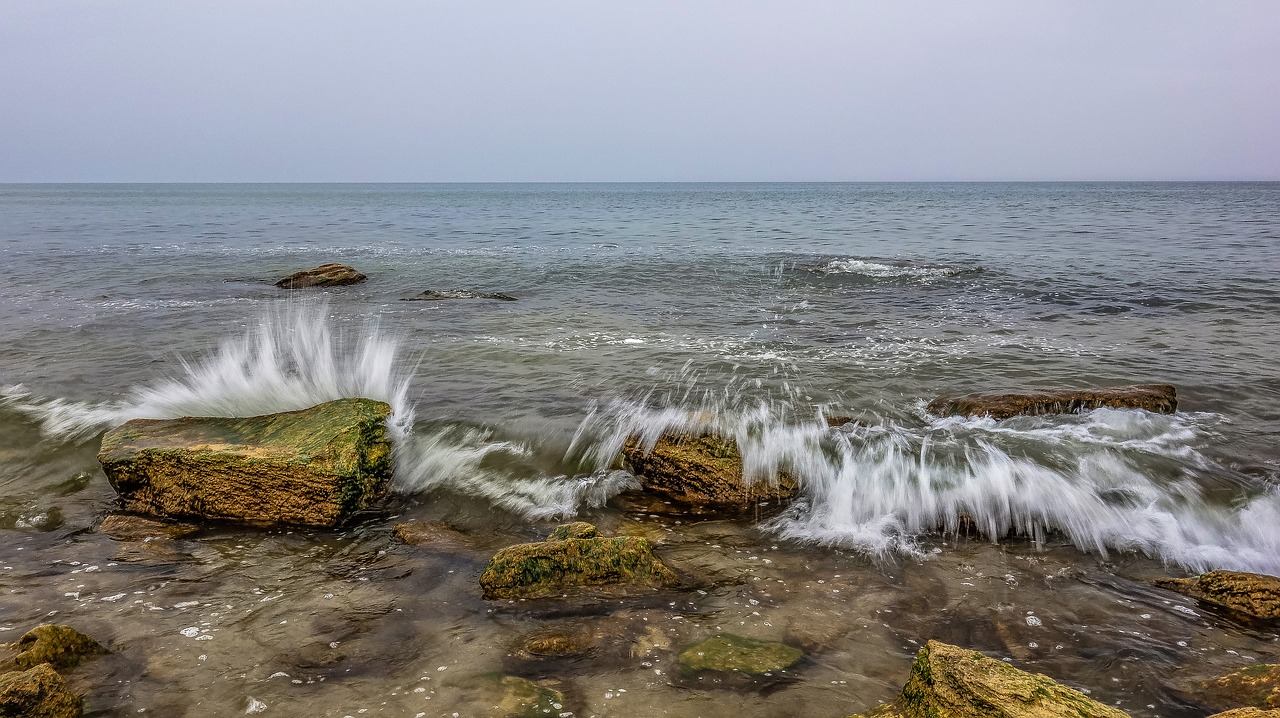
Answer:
[1208,710,1280,718]
[620,433,799,509]
[98,398,393,528]
[0,664,82,718]
[98,514,199,541]
[927,384,1177,420]
[274,263,366,289]
[391,521,471,549]
[1197,665,1280,711]
[1154,571,1280,621]
[14,625,107,671]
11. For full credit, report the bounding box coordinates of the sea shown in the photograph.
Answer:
[1,182,1278,717]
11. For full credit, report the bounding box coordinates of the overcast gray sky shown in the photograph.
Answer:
[2,1,1277,182]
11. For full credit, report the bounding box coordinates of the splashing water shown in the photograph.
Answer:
[813,258,976,280]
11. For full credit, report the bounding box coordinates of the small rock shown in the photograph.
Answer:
[927,383,1177,420]
[520,631,594,657]
[846,640,1129,718]
[98,514,198,541]
[1155,571,1280,621]
[677,634,803,675]
[15,625,108,671]
[274,263,366,289]
[390,521,474,549]
[403,289,516,301]
[479,523,678,600]
[620,433,799,510]
[1198,665,1280,711]
[495,676,564,718]
[0,664,83,718]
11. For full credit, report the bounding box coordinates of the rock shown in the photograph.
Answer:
[0,664,82,718]
[847,640,1129,718]
[14,625,108,671]
[620,433,799,509]
[479,523,678,600]
[274,263,366,289]
[403,289,516,301]
[1154,571,1280,621]
[98,398,393,528]
[927,384,1177,420]
[98,514,199,541]
[1197,665,1280,711]
[1208,710,1280,718]
[521,632,593,657]
[390,521,472,549]
[677,634,803,675]
[494,676,564,718]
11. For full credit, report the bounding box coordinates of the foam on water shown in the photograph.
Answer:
[814,258,974,280]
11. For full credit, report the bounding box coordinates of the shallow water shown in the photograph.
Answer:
[1,183,1278,716]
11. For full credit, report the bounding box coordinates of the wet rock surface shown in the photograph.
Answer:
[1155,571,1280,621]
[849,639,1130,718]
[404,289,517,301]
[927,383,1177,420]
[14,625,107,671]
[274,263,366,288]
[98,398,393,527]
[677,633,803,675]
[491,675,565,718]
[0,664,82,718]
[620,433,799,510]
[479,522,679,600]
[97,514,199,541]
[1209,710,1280,718]
[1198,664,1280,711]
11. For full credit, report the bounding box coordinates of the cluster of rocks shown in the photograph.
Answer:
[273,262,518,301]
[0,624,106,717]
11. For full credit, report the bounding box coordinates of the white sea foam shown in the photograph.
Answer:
[816,258,970,280]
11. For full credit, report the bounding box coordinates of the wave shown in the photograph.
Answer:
[810,257,978,280]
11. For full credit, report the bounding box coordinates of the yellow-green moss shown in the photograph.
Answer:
[14,625,107,671]
[0,664,83,718]
[677,634,804,675]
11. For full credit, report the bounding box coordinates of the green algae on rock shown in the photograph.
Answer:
[1208,709,1280,718]
[494,676,565,718]
[274,263,366,288]
[1198,664,1280,711]
[848,640,1129,718]
[98,398,393,528]
[927,384,1177,420]
[1154,571,1280,621]
[677,634,803,675]
[620,432,799,509]
[14,625,107,672]
[0,663,83,718]
[479,523,678,600]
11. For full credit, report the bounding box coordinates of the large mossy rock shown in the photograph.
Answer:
[1209,710,1280,718]
[0,664,82,718]
[479,522,678,600]
[98,398,393,527]
[1154,571,1280,621]
[1197,665,1280,711]
[14,625,107,671]
[274,263,366,289]
[678,634,804,675]
[848,640,1129,718]
[620,433,799,509]
[927,384,1177,420]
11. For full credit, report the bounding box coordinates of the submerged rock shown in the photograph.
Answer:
[98,514,199,541]
[848,640,1128,718]
[14,625,107,671]
[493,676,564,718]
[274,263,366,289]
[403,289,517,301]
[927,383,1177,420]
[479,522,678,600]
[620,433,799,509]
[1154,571,1280,621]
[391,521,473,549]
[677,634,803,675]
[98,398,393,528]
[1198,664,1280,711]
[0,664,82,718]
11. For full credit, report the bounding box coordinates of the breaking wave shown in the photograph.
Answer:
[811,257,978,280]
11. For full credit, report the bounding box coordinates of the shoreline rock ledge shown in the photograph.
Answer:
[275,262,366,289]
[927,383,1177,420]
[98,398,393,528]
[620,433,799,510]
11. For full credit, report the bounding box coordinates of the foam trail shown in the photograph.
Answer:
[574,397,1280,575]
[2,300,413,440]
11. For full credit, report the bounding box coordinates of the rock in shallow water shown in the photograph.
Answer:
[274,263,366,288]
[1209,710,1280,718]
[98,514,199,541]
[14,625,107,671]
[0,664,82,718]
[1198,664,1280,711]
[677,634,804,675]
[98,398,393,528]
[620,433,799,510]
[403,289,517,301]
[1154,570,1280,621]
[848,640,1129,718]
[479,522,678,600]
[927,383,1177,420]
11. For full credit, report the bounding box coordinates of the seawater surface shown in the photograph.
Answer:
[1,183,1278,717]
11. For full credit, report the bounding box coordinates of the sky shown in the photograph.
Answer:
[2,1,1278,182]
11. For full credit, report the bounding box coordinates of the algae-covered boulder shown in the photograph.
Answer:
[479,523,678,600]
[14,625,107,672]
[1197,665,1280,711]
[1154,571,1280,621]
[98,398,393,527]
[0,664,82,718]
[1209,710,1280,718]
[927,384,1177,420]
[620,433,799,509]
[275,263,366,289]
[678,634,803,675]
[848,640,1129,718]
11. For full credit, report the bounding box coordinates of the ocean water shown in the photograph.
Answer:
[1,183,1279,717]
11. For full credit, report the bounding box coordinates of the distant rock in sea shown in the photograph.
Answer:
[927,383,1177,420]
[403,289,517,301]
[275,263,367,288]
